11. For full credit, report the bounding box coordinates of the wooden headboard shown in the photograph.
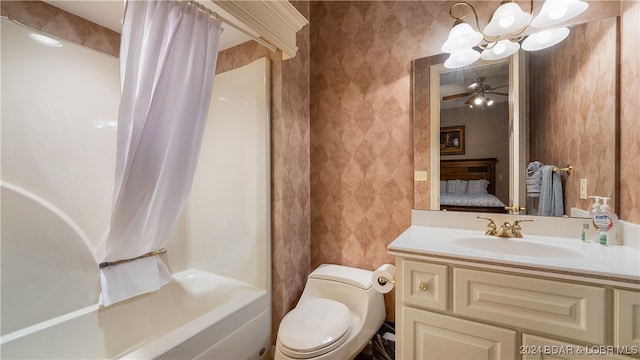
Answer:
[440,158,498,195]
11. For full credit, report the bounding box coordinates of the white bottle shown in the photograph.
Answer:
[588,196,601,243]
[593,197,620,246]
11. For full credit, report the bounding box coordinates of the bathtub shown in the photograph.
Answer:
[2,18,272,359]
[0,269,271,359]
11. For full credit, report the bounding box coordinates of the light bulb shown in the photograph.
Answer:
[474,97,483,105]
[444,48,481,68]
[548,4,568,20]
[499,15,515,29]
[531,0,588,28]
[484,2,532,36]
[487,99,495,106]
[29,33,63,47]
[493,42,507,55]
[480,40,520,61]
[442,22,483,53]
[522,27,570,51]
[536,30,552,44]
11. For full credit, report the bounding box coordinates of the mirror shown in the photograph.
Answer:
[413,14,620,217]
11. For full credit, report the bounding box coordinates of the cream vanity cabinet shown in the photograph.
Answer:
[394,257,640,360]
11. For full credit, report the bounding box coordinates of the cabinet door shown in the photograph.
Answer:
[614,289,640,349]
[401,307,515,360]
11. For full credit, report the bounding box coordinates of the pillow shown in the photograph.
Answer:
[446,180,467,194]
[467,179,490,194]
[440,181,447,194]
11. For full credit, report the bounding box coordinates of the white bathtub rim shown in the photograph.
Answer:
[0,269,263,352]
[121,289,267,359]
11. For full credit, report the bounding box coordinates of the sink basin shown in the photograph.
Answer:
[452,237,584,258]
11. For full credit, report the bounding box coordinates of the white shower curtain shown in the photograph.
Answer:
[99,0,222,306]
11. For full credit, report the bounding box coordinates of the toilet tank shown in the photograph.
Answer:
[299,264,381,319]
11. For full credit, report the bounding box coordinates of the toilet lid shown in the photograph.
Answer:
[278,298,351,354]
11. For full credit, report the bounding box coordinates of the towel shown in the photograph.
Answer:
[537,165,564,216]
[525,161,544,195]
[526,161,544,175]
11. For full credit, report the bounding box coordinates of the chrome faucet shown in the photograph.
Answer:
[478,216,533,238]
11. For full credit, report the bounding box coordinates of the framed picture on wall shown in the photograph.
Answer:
[440,125,465,155]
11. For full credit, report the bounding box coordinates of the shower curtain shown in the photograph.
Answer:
[99,0,222,306]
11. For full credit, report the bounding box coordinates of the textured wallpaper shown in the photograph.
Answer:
[309,1,453,321]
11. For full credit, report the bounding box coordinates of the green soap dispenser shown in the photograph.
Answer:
[594,197,620,246]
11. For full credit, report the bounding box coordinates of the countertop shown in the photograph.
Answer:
[388,225,640,286]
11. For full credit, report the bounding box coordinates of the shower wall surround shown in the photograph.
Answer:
[0,1,119,56]
[216,0,311,339]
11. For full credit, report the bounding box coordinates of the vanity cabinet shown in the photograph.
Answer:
[395,257,640,360]
[614,289,640,349]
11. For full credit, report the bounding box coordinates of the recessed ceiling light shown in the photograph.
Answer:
[29,33,63,47]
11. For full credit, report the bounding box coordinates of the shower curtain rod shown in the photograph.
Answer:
[186,0,278,53]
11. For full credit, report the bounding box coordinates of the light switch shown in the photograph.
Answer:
[580,178,588,199]
[414,171,428,182]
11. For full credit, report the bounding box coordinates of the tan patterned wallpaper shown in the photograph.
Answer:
[529,17,617,215]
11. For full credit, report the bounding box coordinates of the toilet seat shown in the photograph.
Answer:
[277,298,352,359]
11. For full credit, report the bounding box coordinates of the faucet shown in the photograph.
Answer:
[477,216,497,236]
[477,216,533,238]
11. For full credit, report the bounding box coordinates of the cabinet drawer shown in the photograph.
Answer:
[614,289,640,349]
[454,268,605,344]
[401,259,447,311]
[401,307,516,360]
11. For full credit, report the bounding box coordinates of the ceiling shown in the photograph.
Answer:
[439,61,510,110]
[44,0,253,51]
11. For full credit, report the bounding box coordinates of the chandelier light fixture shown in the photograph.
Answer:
[441,0,589,68]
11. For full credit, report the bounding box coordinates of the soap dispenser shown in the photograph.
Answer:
[595,197,620,245]
[588,196,601,243]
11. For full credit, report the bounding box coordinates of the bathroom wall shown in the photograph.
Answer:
[309,0,640,323]
[529,17,617,216]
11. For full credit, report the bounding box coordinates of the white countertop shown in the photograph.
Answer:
[388,225,640,286]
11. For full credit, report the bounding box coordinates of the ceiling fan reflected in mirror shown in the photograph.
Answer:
[442,76,508,109]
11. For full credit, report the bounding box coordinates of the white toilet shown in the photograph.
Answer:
[274,264,386,360]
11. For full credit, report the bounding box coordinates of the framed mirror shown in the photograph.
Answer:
[413,15,620,218]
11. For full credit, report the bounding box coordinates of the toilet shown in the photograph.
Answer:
[274,264,386,360]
